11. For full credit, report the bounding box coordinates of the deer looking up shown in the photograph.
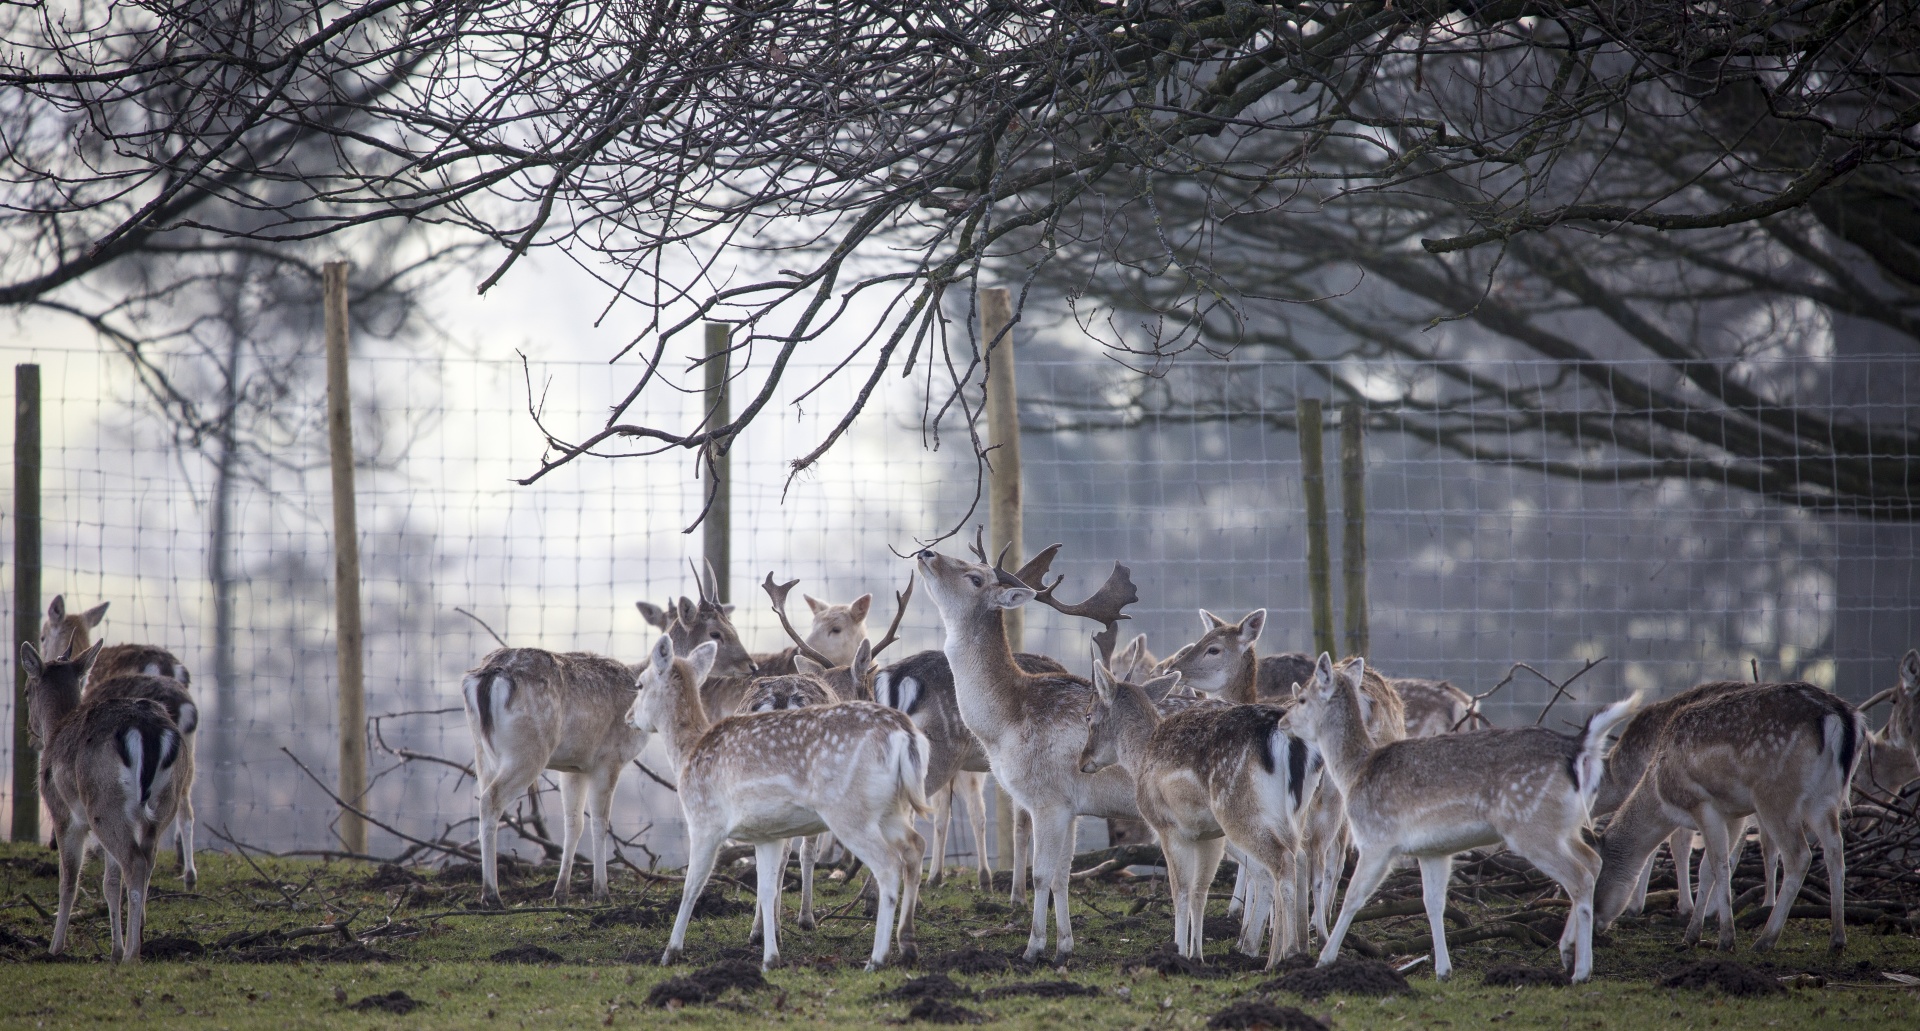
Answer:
[914,537,1141,963]
[1856,650,1920,804]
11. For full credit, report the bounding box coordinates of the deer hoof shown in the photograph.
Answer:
[659,947,681,966]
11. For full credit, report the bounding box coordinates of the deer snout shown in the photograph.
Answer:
[913,549,937,562]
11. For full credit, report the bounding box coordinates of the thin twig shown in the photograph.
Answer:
[282,747,480,862]
[632,759,677,791]
[456,607,510,649]
[1534,656,1607,726]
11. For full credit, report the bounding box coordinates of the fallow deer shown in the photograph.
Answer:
[626,636,931,971]
[914,539,1142,962]
[1291,653,1639,983]
[23,643,190,963]
[460,646,647,907]
[1079,661,1314,967]
[1392,679,1477,738]
[1594,681,1865,954]
[1855,650,1920,803]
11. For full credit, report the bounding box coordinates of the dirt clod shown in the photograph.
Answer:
[140,935,207,960]
[1659,959,1784,997]
[490,945,565,964]
[349,990,422,1014]
[645,959,769,1007]
[923,947,1014,975]
[231,942,392,963]
[693,888,751,918]
[361,864,423,890]
[590,906,666,930]
[1483,964,1569,988]
[880,974,971,1001]
[1119,946,1220,978]
[1256,959,1410,1000]
[978,980,1098,999]
[900,997,986,1024]
[1207,1000,1330,1031]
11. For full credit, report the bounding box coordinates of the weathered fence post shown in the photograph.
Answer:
[981,287,1021,874]
[323,263,368,854]
[1340,402,1369,658]
[12,364,41,843]
[703,322,731,603]
[1297,398,1336,658]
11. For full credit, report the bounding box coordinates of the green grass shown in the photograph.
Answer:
[0,842,1914,1029]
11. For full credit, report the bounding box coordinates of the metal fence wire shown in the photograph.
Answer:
[2,339,1916,867]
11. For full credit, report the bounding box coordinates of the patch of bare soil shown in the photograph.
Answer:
[1207,1000,1330,1031]
[1483,964,1569,988]
[1204,915,1243,940]
[646,959,770,1007]
[899,997,987,1024]
[140,935,207,960]
[1256,959,1410,1000]
[923,947,1015,975]
[692,887,752,918]
[978,980,1099,999]
[361,864,424,890]
[1119,945,1220,978]
[1659,959,1783,997]
[0,926,48,955]
[879,974,972,1001]
[232,942,393,963]
[590,905,667,929]
[490,944,565,964]
[349,990,422,1014]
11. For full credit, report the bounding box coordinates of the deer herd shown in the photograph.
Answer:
[16,541,1920,979]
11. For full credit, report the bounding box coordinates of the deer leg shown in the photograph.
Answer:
[1319,847,1393,968]
[587,767,618,903]
[663,829,725,966]
[1267,852,1301,967]
[1188,836,1228,960]
[552,772,589,905]
[749,839,788,946]
[1161,833,1191,960]
[1009,804,1032,908]
[751,840,788,969]
[926,783,952,887]
[1666,828,1695,917]
[1415,854,1456,980]
[1812,809,1846,953]
[175,787,197,888]
[49,818,87,956]
[477,754,543,908]
[796,836,818,930]
[1756,823,1779,909]
[102,854,127,964]
[1023,807,1075,963]
[892,823,926,964]
[1517,834,1601,983]
[1750,811,1811,953]
[1227,850,1248,918]
[1684,813,1732,949]
[1236,865,1271,957]
[958,773,991,891]
[121,849,155,964]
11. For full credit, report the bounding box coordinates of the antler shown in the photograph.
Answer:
[1032,561,1139,663]
[761,572,837,668]
[868,571,916,658]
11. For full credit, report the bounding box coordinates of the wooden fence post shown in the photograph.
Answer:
[1340,402,1369,658]
[703,323,730,603]
[323,263,368,854]
[981,287,1021,875]
[1298,398,1336,658]
[12,364,40,843]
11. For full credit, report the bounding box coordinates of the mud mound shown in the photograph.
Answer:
[646,959,769,1007]
[361,864,423,890]
[1207,1000,1330,1031]
[693,888,751,918]
[0,858,58,879]
[972,899,1011,916]
[350,990,422,1014]
[924,947,1014,976]
[1120,945,1220,978]
[979,980,1098,999]
[1483,964,1569,988]
[491,945,565,964]
[880,974,971,1001]
[435,862,484,883]
[231,942,393,963]
[140,935,207,960]
[1207,952,1273,974]
[901,997,986,1024]
[1204,915,1244,940]
[590,906,666,930]
[1660,959,1783,997]
[1258,959,1409,1000]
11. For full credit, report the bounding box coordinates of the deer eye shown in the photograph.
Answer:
[966,574,983,587]
[830,628,841,634]
[709,631,722,640]
[1206,647,1220,656]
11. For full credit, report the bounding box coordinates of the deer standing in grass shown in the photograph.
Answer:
[1594,681,1865,954]
[1079,660,1314,967]
[38,595,198,885]
[23,643,190,963]
[1291,653,1639,982]
[627,635,931,971]
[915,541,1142,962]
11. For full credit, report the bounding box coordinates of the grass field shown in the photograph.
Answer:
[0,841,1915,1030]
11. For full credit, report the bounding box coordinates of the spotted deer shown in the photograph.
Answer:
[1079,661,1315,967]
[22,643,190,963]
[1392,679,1478,738]
[1855,650,1920,803]
[626,635,931,971]
[876,648,1069,892]
[1291,653,1639,982]
[460,647,647,907]
[1594,681,1865,954]
[914,539,1143,962]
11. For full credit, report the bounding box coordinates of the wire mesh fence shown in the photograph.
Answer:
[2,336,1916,869]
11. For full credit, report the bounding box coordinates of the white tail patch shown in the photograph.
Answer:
[890,729,934,817]
[1575,694,1643,811]
[175,701,199,736]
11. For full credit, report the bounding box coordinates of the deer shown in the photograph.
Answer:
[460,645,650,908]
[1079,659,1315,967]
[914,536,1146,963]
[22,643,190,963]
[37,595,198,885]
[1290,652,1639,983]
[876,648,1070,892]
[626,635,931,971]
[1855,650,1920,804]
[1392,679,1478,738]
[1594,681,1865,954]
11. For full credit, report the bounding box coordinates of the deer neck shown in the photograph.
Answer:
[659,682,714,769]
[27,674,83,745]
[1315,686,1375,798]
[942,607,1028,731]
[1224,649,1258,705]
[1595,779,1680,920]
[1111,684,1162,775]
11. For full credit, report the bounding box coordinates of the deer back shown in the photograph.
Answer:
[463,648,640,767]
[1257,652,1319,701]
[1344,726,1594,846]
[737,672,837,713]
[91,644,191,689]
[1391,678,1473,738]
[1650,682,1862,816]
[1143,703,1311,819]
[46,696,184,832]
[1593,680,1760,816]
[680,701,929,816]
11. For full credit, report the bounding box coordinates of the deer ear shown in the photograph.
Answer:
[1240,609,1267,646]
[637,601,667,628]
[1091,662,1117,703]
[720,604,735,618]
[650,634,675,674]
[849,594,872,622]
[1343,656,1367,690]
[676,597,697,624]
[1902,650,1920,694]
[19,642,42,681]
[83,602,109,627]
[1312,652,1337,697]
[795,655,826,676]
[1141,671,1182,702]
[855,639,872,672]
[76,640,104,673]
[46,596,65,623]
[988,584,1034,611]
[685,641,719,684]
[804,594,826,615]
[1198,608,1223,632]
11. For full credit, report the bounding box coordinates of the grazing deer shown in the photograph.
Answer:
[914,539,1143,962]
[1594,681,1865,954]
[1856,650,1920,803]
[1291,653,1639,983]
[38,596,197,884]
[875,648,1067,893]
[626,636,931,971]
[22,643,190,963]
[1079,661,1314,967]
[460,647,647,907]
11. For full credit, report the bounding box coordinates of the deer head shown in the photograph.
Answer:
[626,634,719,748]
[913,531,1138,660]
[39,595,109,663]
[1286,653,1367,758]
[1891,649,1920,754]
[1079,660,1180,775]
[1161,609,1266,698]
[664,568,754,676]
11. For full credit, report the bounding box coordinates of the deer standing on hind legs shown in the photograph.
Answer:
[1594,681,1866,954]
[915,537,1142,963]
[627,635,931,971]
[1290,653,1639,983]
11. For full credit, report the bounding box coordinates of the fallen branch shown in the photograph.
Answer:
[282,747,480,863]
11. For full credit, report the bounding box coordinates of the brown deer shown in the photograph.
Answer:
[1291,653,1639,983]
[1392,679,1478,738]
[914,539,1142,962]
[22,643,190,963]
[1079,661,1314,967]
[1594,681,1866,954]
[1856,650,1920,803]
[626,635,931,971]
